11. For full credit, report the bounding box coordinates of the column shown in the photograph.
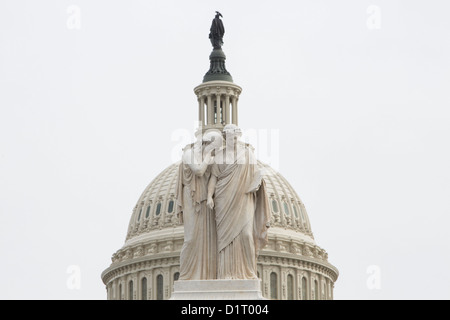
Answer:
[232,96,238,125]
[198,96,205,126]
[331,283,334,300]
[207,95,213,125]
[224,94,230,124]
[216,94,221,124]
[198,97,202,123]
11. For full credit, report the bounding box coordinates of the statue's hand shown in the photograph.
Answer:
[207,196,214,209]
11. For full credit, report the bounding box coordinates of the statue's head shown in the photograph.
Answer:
[215,11,223,18]
[223,124,242,140]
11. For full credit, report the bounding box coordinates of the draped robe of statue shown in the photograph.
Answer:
[209,13,225,49]
[176,143,217,280]
[210,142,270,279]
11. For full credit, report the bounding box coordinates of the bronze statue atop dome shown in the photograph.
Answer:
[209,11,224,49]
[203,11,232,82]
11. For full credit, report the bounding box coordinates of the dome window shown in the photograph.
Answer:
[287,274,294,300]
[137,208,142,222]
[156,275,164,300]
[168,200,174,213]
[314,280,319,300]
[145,205,151,219]
[270,272,278,299]
[301,277,307,300]
[293,205,299,218]
[272,200,279,213]
[283,201,289,215]
[141,277,147,300]
[128,280,134,300]
[156,203,161,216]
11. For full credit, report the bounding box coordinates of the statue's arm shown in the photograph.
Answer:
[207,174,217,209]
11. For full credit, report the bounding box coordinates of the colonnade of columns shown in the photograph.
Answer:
[194,81,242,132]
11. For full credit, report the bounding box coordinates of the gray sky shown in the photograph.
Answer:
[1,0,449,299]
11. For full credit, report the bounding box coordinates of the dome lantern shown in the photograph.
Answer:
[196,13,240,134]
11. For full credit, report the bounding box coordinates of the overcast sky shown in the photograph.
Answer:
[1,0,449,300]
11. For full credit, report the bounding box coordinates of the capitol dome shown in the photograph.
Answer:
[101,160,338,300]
[101,14,338,300]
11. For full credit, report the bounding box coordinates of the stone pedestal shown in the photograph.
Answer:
[170,279,265,300]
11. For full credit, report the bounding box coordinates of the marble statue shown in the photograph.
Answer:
[207,124,271,279]
[176,130,223,280]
